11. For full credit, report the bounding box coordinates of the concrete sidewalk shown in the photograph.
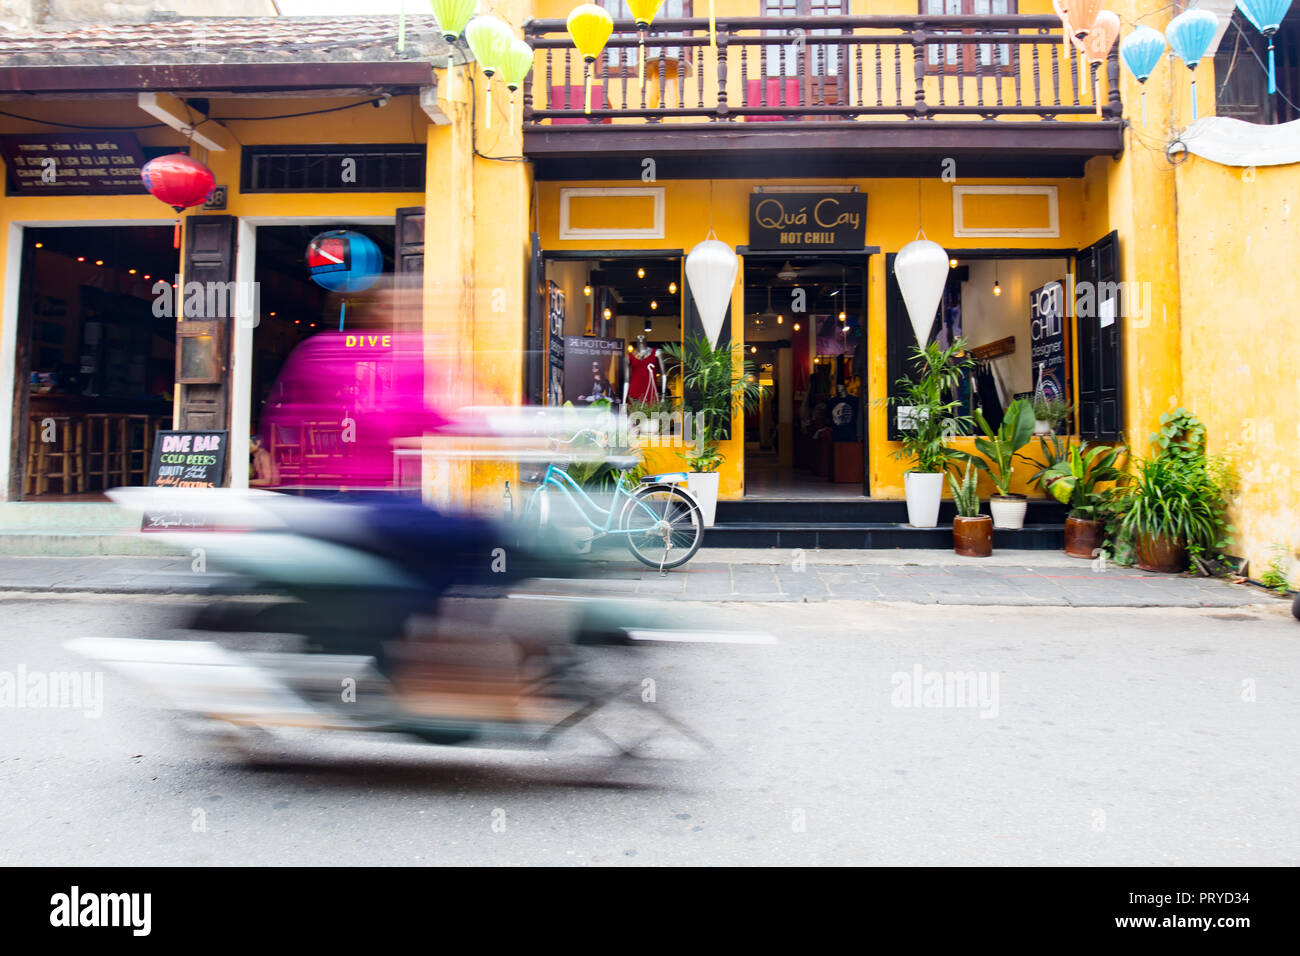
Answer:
[0,549,1268,607]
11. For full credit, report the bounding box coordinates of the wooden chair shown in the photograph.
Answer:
[26,414,86,496]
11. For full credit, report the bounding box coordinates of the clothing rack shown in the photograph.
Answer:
[969,336,1015,361]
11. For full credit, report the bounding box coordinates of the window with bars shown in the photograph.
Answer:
[241,145,426,193]
[922,0,1016,74]
[600,0,693,71]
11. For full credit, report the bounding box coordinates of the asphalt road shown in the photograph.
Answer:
[1,592,1297,866]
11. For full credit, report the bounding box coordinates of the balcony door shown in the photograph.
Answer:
[761,0,848,113]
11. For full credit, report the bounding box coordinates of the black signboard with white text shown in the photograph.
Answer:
[1,133,150,196]
[749,193,867,251]
[1029,281,1071,402]
[148,431,228,490]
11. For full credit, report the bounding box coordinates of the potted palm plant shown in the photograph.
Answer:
[1028,440,1127,557]
[887,339,973,528]
[1031,395,1073,436]
[948,460,991,557]
[661,334,765,527]
[968,397,1036,530]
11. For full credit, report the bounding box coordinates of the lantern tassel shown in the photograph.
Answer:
[709,0,716,49]
[1268,39,1277,96]
[485,82,492,130]
[339,299,346,333]
[1191,75,1198,121]
[510,95,515,127]
[173,217,181,249]
[584,62,592,115]
[639,32,645,85]
[1141,88,1147,126]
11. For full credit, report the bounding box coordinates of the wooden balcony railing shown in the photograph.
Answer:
[522,15,1121,126]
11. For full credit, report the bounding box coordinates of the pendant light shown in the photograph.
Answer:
[838,265,848,323]
[1237,0,1294,95]
[1166,8,1221,121]
[1120,25,1167,125]
[685,235,738,348]
[566,4,615,115]
[895,237,950,347]
[464,15,515,129]
[993,260,1003,297]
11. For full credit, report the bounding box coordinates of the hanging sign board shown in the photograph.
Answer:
[1,133,149,196]
[748,193,867,251]
[1030,281,1071,402]
[563,336,624,407]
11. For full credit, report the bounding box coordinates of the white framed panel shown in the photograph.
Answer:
[558,187,665,241]
[952,185,1059,238]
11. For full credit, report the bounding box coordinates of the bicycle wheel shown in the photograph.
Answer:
[620,484,703,570]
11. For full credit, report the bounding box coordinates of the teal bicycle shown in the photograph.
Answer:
[521,430,704,571]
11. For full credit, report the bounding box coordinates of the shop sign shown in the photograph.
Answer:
[1,133,148,196]
[748,193,867,251]
[147,431,228,490]
[1030,281,1071,402]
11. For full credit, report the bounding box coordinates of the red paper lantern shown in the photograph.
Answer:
[141,153,215,247]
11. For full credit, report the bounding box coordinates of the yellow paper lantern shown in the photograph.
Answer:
[500,38,535,126]
[465,15,516,129]
[626,0,665,83]
[566,3,615,115]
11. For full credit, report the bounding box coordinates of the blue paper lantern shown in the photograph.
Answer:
[305,230,383,294]
[1120,26,1167,123]
[1237,0,1294,93]
[1166,9,1221,120]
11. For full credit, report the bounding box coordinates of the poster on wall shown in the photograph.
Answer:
[563,335,624,406]
[1030,280,1071,402]
[546,281,566,406]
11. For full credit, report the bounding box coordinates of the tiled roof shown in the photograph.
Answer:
[0,15,452,67]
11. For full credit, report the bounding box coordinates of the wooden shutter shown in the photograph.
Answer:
[1075,230,1123,441]
[395,206,424,326]
[525,233,545,406]
[883,252,943,441]
[682,268,733,440]
[177,216,236,447]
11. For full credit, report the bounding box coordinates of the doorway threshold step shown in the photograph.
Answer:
[706,522,1065,550]
[719,498,1068,524]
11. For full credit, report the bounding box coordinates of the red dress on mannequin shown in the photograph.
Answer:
[627,348,661,404]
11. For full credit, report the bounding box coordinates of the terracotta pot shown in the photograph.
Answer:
[1134,532,1188,573]
[953,515,993,557]
[1063,516,1102,559]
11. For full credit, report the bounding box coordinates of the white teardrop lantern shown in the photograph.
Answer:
[894,238,951,347]
[685,238,738,348]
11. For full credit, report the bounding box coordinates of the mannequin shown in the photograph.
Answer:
[624,333,666,405]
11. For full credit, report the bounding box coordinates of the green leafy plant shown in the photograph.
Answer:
[1117,452,1236,562]
[1151,407,1207,465]
[1031,395,1073,430]
[946,460,981,518]
[1036,442,1128,520]
[885,338,974,474]
[967,397,1036,497]
[661,334,766,473]
[1259,544,1293,593]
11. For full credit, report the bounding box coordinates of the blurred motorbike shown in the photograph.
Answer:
[69,488,725,760]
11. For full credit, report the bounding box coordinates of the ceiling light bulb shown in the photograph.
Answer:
[777,315,783,324]
[668,281,677,294]
[839,311,847,322]
[750,346,757,353]
[793,322,801,331]
[637,267,645,279]
[650,300,658,310]
[128,269,137,274]
[583,285,592,297]
[603,307,612,319]
[76,257,85,262]
[993,281,1002,297]
[34,242,43,248]
[95,260,104,266]
[949,257,958,268]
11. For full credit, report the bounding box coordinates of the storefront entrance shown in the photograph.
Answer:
[9,224,179,499]
[742,252,867,497]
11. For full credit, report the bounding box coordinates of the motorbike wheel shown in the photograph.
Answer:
[620,484,703,571]
[1292,590,1300,621]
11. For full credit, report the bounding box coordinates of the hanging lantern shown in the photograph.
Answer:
[465,15,515,129]
[566,3,615,115]
[1120,25,1167,124]
[684,238,738,349]
[1167,9,1221,121]
[1067,0,1103,39]
[141,153,215,248]
[500,38,535,126]
[1237,0,1294,94]
[893,239,950,348]
[626,0,665,83]
[1084,11,1120,117]
[307,230,383,294]
[431,0,478,101]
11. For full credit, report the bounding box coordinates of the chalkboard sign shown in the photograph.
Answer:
[148,430,228,489]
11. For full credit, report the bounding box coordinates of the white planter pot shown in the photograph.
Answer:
[990,495,1028,530]
[904,471,943,528]
[686,472,719,528]
[1034,419,1052,436]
